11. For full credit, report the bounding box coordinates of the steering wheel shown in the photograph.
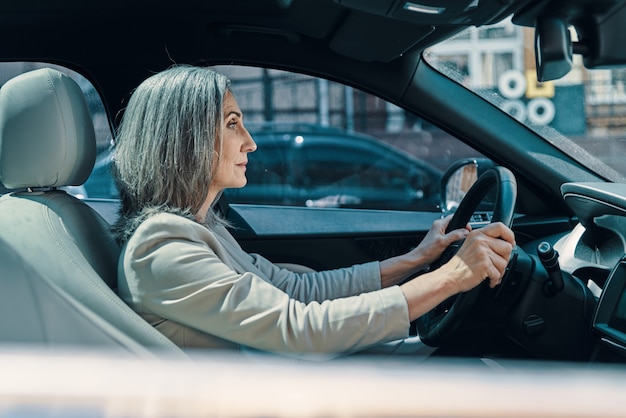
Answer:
[416,166,517,347]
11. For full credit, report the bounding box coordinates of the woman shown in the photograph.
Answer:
[114,65,515,357]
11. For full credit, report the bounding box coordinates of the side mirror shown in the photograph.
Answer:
[441,158,494,213]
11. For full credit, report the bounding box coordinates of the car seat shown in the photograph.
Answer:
[0,68,185,358]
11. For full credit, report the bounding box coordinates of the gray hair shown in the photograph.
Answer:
[113,65,230,241]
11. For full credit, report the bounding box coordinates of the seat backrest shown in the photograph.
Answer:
[0,68,185,358]
[0,237,158,356]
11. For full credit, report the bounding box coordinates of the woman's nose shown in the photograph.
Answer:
[244,129,257,152]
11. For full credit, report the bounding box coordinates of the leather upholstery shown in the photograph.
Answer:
[0,68,185,357]
[0,68,95,189]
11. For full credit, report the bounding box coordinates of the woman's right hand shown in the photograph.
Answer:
[441,221,516,292]
[400,222,515,322]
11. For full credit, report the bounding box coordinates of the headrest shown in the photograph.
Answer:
[0,68,96,189]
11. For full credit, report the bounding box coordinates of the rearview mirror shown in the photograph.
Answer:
[535,17,573,82]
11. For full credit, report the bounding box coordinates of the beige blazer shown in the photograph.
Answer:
[118,212,409,357]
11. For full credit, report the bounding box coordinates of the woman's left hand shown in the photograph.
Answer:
[379,215,470,287]
[408,215,471,268]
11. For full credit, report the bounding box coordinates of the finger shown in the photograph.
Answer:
[480,222,516,246]
[489,237,514,260]
[491,250,510,275]
[436,214,453,232]
[487,246,512,287]
[487,274,502,288]
[445,227,470,243]
[484,261,505,288]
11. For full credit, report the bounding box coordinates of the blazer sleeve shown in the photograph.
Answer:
[210,223,387,303]
[123,214,410,356]
[249,253,384,303]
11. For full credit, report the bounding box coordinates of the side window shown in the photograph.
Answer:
[218,65,485,212]
[0,62,113,197]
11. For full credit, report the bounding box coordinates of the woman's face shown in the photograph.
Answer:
[210,91,257,194]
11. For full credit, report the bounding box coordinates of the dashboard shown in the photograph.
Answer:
[556,182,626,361]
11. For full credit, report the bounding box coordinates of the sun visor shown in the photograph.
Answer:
[334,0,532,25]
[329,12,434,62]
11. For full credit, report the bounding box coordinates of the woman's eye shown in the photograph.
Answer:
[227,119,238,129]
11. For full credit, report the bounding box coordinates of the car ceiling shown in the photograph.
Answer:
[0,0,533,111]
[1,0,625,116]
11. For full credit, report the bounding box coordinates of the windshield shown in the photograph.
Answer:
[425,17,626,182]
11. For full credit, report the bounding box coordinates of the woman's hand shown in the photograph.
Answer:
[443,221,516,291]
[409,214,471,268]
[379,215,471,288]
[400,221,515,321]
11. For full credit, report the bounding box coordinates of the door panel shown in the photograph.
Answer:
[227,204,441,270]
